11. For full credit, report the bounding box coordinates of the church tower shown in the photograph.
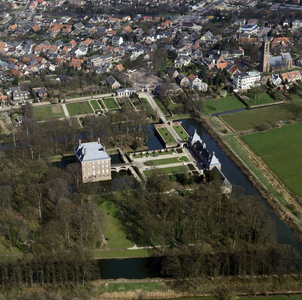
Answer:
[260,36,270,73]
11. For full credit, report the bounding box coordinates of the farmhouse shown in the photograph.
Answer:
[74,139,111,183]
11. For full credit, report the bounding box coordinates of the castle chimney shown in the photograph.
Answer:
[79,139,81,145]
[84,148,87,155]
[212,151,215,157]
[98,137,100,144]
[103,146,106,152]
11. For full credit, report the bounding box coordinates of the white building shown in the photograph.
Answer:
[292,20,302,29]
[74,139,111,183]
[237,23,259,35]
[233,71,261,90]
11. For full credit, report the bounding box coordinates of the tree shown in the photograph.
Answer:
[131,139,138,150]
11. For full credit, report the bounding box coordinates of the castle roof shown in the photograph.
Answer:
[189,130,202,144]
[74,141,110,162]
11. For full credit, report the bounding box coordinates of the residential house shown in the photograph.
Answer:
[116,87,136,96]
[112,36,123,46]
[115,64,124,72]
[87,55,102,67]
[166,67,179,78]
[174,55,191,68]
[12,90,31,102]
[280,71,302,83]
[106,75,121,89]
[176,73,190,87]
[188,74,208,91]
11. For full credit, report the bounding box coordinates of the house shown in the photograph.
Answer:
[270,35,290,48]
[176,74,190,87]
[106,75,121,89]
[268,74,282,86]
[188,74,208,91]
[115,64,124,72]
[36,88,47,98]
[74,139,111,183]
[116,87,136,96]
[12,90,31,102]
[87,55,102,67]
[174,55,191,68]
[74,45,88,57]
[0,93,8,105]
[112,36,123,46]
[233,71,261,90]
[280,71,302,84]
[166,67,179,78]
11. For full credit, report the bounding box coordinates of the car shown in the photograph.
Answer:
[142,156,146,159]
[153,154,158,157]
[147,155,151,157]
[145,167,151,170]
[172,152,176,155]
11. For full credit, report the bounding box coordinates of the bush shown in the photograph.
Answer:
[258,123,271,131]
[131,140,138,150]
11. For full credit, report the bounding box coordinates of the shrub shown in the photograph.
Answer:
[131,140,138,150]
[258,123,271,131]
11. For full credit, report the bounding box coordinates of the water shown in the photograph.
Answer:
[211,108,246,117]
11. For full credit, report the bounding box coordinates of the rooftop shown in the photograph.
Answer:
[74,141,110,162]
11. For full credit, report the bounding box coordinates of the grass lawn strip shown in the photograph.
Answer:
[98,202,133,249]
[204,96,246,115]
[106,282,166,292]
[34,105,65,120]
[154,97,169,115]
[144,165,189,175]
[241,123,302,197]
[141,98,156,117]
[103,98,119,110]
[144,156,188,166]
[98,99,106,109]
[133,150,174,158]
[245,93,279,106]
[158,127,176,143]
[90,100,100,110]
[221,103,300,131]
[173,125,189,141]
[66,101,93,116]
[94,248,152,259]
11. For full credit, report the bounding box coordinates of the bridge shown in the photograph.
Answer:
[111,163,133,173]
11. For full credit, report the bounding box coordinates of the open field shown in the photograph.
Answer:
[204,96,246,115]
[221,103,299,131]
[157,127,176,143]
[34,105,65,120]
[99,202,133,249]
[242,122,302,197]
[144,165,189,175]
[244,92,278,106]
[103,98,119,110]
[66,101,93,116]
[173,125,189,141]
[90,100,100,110]
[141,98,156,117]
[144,156,189,166]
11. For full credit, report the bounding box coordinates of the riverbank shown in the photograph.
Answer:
[200,116,302,243]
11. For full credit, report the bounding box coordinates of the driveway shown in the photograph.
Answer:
[139,92,166,122]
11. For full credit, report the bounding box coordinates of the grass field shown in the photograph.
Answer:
[99,202,133,249]
[66,101,93,116]
[154,97,170,115]
[90,100,100,110]
[204,96,246,115]
[106,282,165,292]
[133,150,174,158]
[245,93,278,106]
[144,165,189,175]
[34,105,65,120]
[221,103,299,131]
[157,127,176,143]
[98,99,106,109]
[242,122,302,197]
[141,98,156,118]
[103,98,119,110]
[144,156,188,166]
[173,125,189,141]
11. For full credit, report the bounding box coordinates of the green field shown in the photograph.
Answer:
[34,105,65,120]
[94,248,152,259]
[154,97,170,115]
[245,93,278,106]
[157,127,176,143]
[144,165,189,175]
[144,156,189,166]
[141,98,156,117]
[98,99,106,109]
[221,103,299,131]
[66,101,93,116]
[242,122,302,197]
[173,125,189,141]
[103,98,119,110]
[133,150,175,158]
[99,202,134,249]
[90,100,100,110]
[204,96,246,115]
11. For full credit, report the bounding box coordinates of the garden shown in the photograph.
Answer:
[66,101,93,116]
[173,125,189,141]
[103,98,120,110]
[90,100,101,110]
[34,105,65,120]
[157,127,176,143]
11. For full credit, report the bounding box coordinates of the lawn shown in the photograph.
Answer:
[244,93,279,106]
[154,97,170,115]
[34,105,65,120]
[144,165,189,175]
[204,96,246,115]
[221,103,299,131]
[90,100,100,110]
[173,125,189,141]
[157,127,176,143]
[94,248,152,259]
[241,122,302,197]
[98,99,106,109]
[66,101,93,116]
[106,282,166,292]
[141,98,156,118]
[144,156,189,166]
[133,150,174,158]
[99,202,134,249]
[103,97,119,110]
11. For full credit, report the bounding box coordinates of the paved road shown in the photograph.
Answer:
[139,92,166,122]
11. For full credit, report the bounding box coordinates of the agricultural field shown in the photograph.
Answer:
[103,98,119,110]
[90,100,100,110]
[173,125,189,141]
[244,93,278,107]
[66,101,93,116]
[204,96,246,115]
[221,103,300,131]
[34,105,65,120]
[242,122,302,197]
[157,127,176,143]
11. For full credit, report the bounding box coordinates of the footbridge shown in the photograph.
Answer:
[111,163,133,173]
